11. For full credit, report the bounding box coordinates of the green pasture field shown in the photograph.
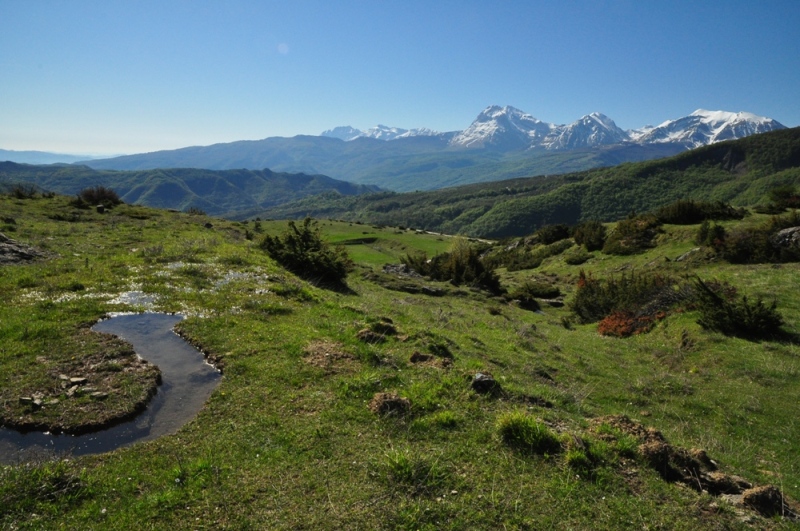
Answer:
[1,193,798,530]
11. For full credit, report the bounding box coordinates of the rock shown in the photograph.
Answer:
[772,226,800,250]
[675,248,702,262]
[66,385,79,397]
[32,398,43,408]
[368,392,411,416]
[90,392,109,400]
[382,263,421,278]
[19,397,33,404]
[70,377,88,385]
[59,374,71,381]
[471,372,501,395]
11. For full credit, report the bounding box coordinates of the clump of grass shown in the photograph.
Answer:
[381,449,450,495]
[496,411,561,455]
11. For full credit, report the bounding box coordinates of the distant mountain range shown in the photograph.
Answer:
[260,126,800,238]
[321,106,785,151]
[2,106,787,192]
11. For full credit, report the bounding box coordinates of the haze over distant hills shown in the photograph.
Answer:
[76,106,785,191]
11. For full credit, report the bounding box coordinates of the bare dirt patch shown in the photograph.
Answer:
[303,340,357,374]
[590,415,800,522]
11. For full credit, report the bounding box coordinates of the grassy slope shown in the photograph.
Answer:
[1,195,799,529]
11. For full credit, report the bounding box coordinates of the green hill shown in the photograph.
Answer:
[0,162,379,219]
[261,127,800,237]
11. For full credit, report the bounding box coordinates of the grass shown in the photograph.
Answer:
[1,194,799,529]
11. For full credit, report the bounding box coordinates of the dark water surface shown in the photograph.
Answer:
[0,313,220,464]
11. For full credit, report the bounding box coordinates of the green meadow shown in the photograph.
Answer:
[1,192,799,529]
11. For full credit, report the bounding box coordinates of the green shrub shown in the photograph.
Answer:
[77,186,122,207]
[185,206,207,215]
[534,224,571,245]
[496,411,561,455]
[510,281,560,301]
[260,217,353,285]
[564,246,591,265]
[573,220,607,251]
[695,220,726,247]
[602,214,661,255]
[570,270,680,324]
[769,184,800,210]
[654,199,744,225]
[401,238,502,294]
[8,183,38,199]
[692,278,784,339]
[711,211,800,264]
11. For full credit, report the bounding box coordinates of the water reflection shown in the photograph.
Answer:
[0,313,220,464]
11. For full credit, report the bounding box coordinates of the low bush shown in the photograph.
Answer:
[402,238,503,294]
[707,211,800,264]
[693,278,784,339]
[654,199,745,225]
[76,186,122,207]
[572,220,607,251]
[534,223,571,245]
[570,270,679,324]
[597,310,663,337]
[602,214,661,255]
[260,217,353,285]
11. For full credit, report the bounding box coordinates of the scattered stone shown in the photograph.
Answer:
[45,399,60,406]
[382,263,422,278]
[90,392,109,400]
[32,398,43,408]
[81,387,97,394]
[368,392,411,416]
[471,372,501,395]
[19,397,33,404]
[59,374,71,381]
[70,377,88,385]
[675,247,702,262]
[66,385,79,397]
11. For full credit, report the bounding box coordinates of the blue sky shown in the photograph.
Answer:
[1,0,798,155]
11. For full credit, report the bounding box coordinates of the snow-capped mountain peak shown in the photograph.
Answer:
[323,106,785,151]
[636,109,785,148]
[449,105,554,149]
[320,124,439,142]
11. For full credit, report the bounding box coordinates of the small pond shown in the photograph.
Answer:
[0,313,221,464]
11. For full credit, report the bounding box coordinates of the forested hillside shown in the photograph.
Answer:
[0,163,379,219]
[261,127,800,238]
